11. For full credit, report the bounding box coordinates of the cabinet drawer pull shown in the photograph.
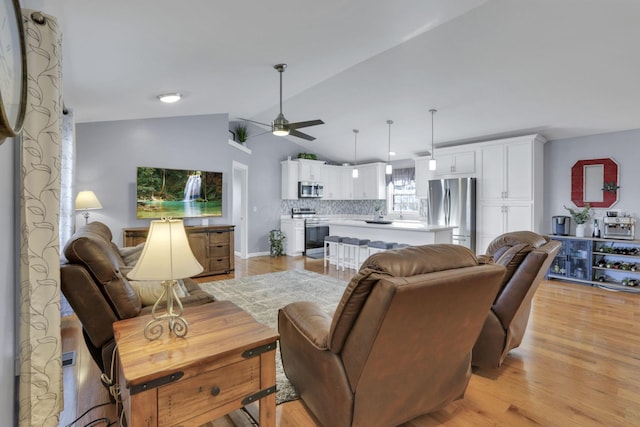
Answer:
[210,386,221,396]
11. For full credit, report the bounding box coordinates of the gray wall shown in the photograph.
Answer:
[1,138,15,424]
[75,115,307,254]
[544,129,640,236]
[242,123,318,253]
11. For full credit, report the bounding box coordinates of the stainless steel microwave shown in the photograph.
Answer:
[298,181,323,198]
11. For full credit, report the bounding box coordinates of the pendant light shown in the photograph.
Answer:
[428,109,437,171]
[352,129,359,178]
[386,120,393,175]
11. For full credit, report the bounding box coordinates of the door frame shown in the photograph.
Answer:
[232,161,249,259]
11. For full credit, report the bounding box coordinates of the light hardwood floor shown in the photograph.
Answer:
[59,255,640,427]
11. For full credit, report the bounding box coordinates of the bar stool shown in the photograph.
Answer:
[324,235,343,267]
[341,237,370,271]
[367,241,397,257]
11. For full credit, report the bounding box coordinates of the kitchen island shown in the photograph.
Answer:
[328,219,455,246]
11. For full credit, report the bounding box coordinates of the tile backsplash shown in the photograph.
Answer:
[281,199,386,216]
[282,199,430,218]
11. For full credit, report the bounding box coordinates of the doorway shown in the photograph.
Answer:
[232,161,249,259]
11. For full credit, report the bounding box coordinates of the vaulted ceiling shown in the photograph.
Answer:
[21,0,640,163]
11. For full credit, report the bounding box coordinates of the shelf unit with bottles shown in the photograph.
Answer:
[547,235,640,293]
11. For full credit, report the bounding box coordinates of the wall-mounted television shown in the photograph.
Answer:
[136,166,222,219]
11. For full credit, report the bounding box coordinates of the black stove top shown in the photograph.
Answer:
[291,207,317,218]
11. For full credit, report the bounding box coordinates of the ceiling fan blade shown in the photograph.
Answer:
[246,129,272,139]
[238,118,270,128]
[287,119,325,130]
[289,129,316,141]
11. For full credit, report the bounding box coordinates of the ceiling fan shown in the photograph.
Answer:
[242,64,324,141]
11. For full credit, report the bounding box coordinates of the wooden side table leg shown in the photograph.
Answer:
[259,349,277,427]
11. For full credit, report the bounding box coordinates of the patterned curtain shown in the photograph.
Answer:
[386,167,415,186]
[60,109,75,255]
[18,10,64,427]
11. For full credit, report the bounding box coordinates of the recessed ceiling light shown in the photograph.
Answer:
[157,93,182,103]
[389,151,396,156]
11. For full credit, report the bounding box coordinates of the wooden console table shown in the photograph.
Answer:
[123,224,235,277]
[114,301,278,427]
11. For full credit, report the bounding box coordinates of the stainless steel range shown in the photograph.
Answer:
[292,208,330,258]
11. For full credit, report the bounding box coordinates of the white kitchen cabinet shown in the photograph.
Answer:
[414,157,433,198]
[415,149,476,198]
[433,150,475,177]
[353,162,386,200]
[339,166,354,199]
[324,165,353,200]
[281,160,299,199]
[479,139,535,201]
[280,218,305,256]
[476,134,546,254]
[477,202,533,253]
[297,159,325,182]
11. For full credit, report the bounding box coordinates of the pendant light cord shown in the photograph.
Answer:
[353,129,359,165]
[430,109,437,158]
[387,120,393,163]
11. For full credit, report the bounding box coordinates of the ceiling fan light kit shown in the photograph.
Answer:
[271,112,290,136]
[429,109,437,171]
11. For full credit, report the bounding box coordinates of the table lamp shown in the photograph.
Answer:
[127,218,204,340]
[75,190,103,224]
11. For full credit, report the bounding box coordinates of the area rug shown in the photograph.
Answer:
[199,269,347,404]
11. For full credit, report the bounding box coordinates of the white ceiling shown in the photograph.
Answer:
[21,0,640,164]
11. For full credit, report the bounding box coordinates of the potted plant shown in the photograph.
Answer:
[564,203,591,237]
[235,124,249,143]
[269,229,286,257]
[373,203,384,221]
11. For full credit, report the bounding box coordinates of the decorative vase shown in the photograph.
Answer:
[575,223,586,237]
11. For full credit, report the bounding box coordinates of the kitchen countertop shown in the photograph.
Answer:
[327,219,456,232]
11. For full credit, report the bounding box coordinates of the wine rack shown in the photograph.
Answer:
[547,235,640,293]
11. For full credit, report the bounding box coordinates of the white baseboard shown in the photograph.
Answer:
[247,251,270,258]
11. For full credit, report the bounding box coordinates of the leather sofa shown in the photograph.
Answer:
[472,231,561,368]
[61,221,215,386]
[278,244,506,427]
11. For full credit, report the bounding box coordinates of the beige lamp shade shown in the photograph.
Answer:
[127,218,203,281]
[75,190,103,210]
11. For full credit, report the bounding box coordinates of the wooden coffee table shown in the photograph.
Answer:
[113,300,279,427]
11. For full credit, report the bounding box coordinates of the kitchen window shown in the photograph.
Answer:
[386,168,419,218]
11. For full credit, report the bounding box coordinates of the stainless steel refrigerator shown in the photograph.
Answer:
[426,177,476,252]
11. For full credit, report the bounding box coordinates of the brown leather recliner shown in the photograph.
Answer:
[61,222,215,386]
[472,231,561,369]
[278,245,506,427]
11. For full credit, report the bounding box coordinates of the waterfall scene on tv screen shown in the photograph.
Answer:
[136,167,222,219]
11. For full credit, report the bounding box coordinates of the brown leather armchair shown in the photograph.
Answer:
[61,222,215,387]
[278,245,506,427]
[472,231,561,369]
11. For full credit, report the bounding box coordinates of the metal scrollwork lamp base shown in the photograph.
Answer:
[127,218,204,341]
[145,279,189,340]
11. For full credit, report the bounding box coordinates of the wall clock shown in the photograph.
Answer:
[0,0,27,142]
